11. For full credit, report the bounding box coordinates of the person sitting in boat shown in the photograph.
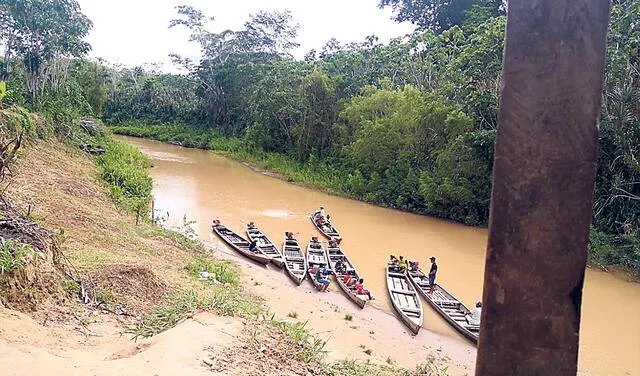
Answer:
[355,278,373,300]
[398,256,408,271]
[389,255,398,264]
[316,215,326,226]
[334,256,347,274]
[213,218,221,225]
[409,260,419,272]
[247,221,256,229]
[343,273,355,286]
[315,266,331,292]
[466,302,482,326]
[249,240,259,253]
[286,231,295,240]
[325,214,331,223]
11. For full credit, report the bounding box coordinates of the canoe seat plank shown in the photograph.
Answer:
[392,288,417,295]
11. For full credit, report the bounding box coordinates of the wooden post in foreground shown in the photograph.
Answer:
[476,1,611,375]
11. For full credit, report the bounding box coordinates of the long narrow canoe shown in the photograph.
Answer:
[212,222,270,265]
[386,264,423,335]
[326,243,371,308]
[407,268,479,343]
[306,237,328,289]
[246,224,285,268]
[310,212,341,239]
[282,235,307,285]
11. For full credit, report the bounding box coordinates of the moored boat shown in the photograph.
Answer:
[386,263,423,334]
[326,241,371,308]
[282,232,307,285]
[306,237,329,289]
[212,220,270,265]
[310,210,340,239]
[246,222,285,268]
[407,268,479,343]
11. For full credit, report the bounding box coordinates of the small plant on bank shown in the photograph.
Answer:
[0,238,36,278]
[62,278,80,297]
[186,256,238,285]
[287,311,298,318]
[363,348,373,356]
[344,314,353,321]
[96,288,115,303]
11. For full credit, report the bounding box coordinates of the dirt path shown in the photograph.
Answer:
[0,309,243,376]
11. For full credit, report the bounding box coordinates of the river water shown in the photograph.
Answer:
[119,135,640,376]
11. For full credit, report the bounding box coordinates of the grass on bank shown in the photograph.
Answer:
[125,255,262,340]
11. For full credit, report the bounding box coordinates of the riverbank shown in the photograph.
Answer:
[0,131,459,374]
[111,125,640,281]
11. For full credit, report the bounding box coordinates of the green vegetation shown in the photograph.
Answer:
[269,319,328,364]
[124,290,205,340]
[0,0,637,278]
[287,311,299,319]
[126,256,262,339]
[95,139,152,220]
[186,256,238,285]
[0,238,37,278]
[106,3,639,276]
[344,314,353,321]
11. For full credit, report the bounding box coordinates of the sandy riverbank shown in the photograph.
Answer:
[206,239,477,375]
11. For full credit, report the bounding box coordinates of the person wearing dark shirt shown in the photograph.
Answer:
[428,256,438,294]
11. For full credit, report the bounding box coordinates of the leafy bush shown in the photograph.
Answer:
[95,138,152,219]
[0,238,36,278]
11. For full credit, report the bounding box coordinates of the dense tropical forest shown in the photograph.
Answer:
[0,0,638,273]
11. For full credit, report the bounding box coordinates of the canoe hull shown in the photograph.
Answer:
[310,214,341,239]
[246,226,285,268]
[407,269,479,344]
[282,238,307,286]
[325,245,368,308]
[212,224,270,265]
[306,239,328,290]
[386,264,423,335]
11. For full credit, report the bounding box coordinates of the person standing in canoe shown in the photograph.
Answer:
[428,256,438,294]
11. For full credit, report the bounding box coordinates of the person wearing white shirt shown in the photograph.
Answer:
[466,302,482,326]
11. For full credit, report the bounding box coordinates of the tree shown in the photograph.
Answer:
[0,0,92,102]
[378,0,504,32]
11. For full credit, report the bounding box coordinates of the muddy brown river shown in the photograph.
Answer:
[119,135,640,375]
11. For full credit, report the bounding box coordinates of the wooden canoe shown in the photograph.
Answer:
[246,224,285,268]
[326,243,370,308]
[212,223,270,265]
[407,268,479,343]
[386,264,423,335]
[306,238,329,289]
[310,213,340,239]
[282,235,307,285]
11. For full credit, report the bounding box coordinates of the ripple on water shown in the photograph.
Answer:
[260,209,294,218]
[144,150,190,163]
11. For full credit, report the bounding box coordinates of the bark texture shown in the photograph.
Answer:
[476,1,611,375]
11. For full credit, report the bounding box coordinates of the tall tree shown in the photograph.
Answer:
[0,0,92,102]
[378,0,504,32]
